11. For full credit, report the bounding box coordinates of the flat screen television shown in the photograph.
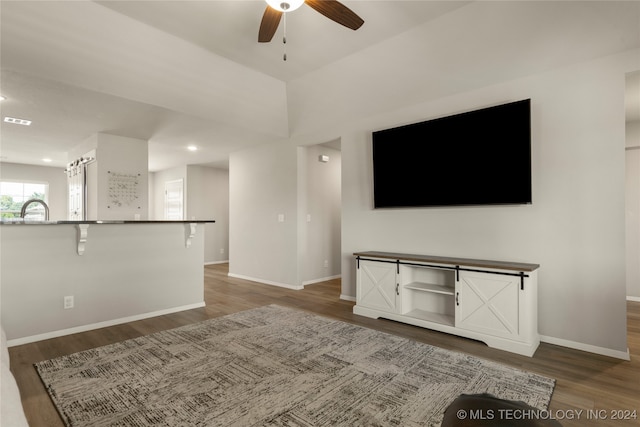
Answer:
[372,99,532,208]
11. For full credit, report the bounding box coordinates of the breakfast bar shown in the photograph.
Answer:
[0,220,214,346]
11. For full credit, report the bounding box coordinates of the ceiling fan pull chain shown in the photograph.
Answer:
[283,12,287,61]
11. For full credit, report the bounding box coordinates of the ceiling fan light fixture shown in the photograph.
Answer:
[265,0,304,13]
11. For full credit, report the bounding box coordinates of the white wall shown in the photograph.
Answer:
[72,133,149,220]
[298,145,341,284]
[0,162,67,220]
[626,120,640,300]
[334,50,637,358]
[150,165,228,265]
[186,165,229,264]
[94,134,149,220]
[286,2,639,138]
[229,140,299,288]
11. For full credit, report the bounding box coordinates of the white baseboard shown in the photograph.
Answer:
[204,260,229,265]
[627,295,640,302]
[540,335,630,361]
[340,294,356,302]
[6,302,206,347]
[302,275,341,286]
[227,273,304,290]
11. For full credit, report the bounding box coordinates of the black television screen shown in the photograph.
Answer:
[372,99,532,208]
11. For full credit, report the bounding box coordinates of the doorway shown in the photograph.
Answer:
[300,141,342,285]
[164,179,184,220]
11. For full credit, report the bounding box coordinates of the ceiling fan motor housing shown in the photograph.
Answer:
[259,0,364,43]
[265,0,304,13]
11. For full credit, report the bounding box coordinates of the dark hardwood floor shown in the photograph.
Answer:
[8,263,640,426]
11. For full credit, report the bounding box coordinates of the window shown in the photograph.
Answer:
[0,181,49,219]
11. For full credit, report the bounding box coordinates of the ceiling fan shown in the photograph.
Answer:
[258,0,364,43]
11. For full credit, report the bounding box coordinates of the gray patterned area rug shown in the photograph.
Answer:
[36,305,555,427]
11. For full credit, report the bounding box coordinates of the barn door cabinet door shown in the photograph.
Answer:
[356,260,399,313]
[455,270,523,341]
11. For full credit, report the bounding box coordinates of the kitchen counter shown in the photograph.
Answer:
[1,220,212,346]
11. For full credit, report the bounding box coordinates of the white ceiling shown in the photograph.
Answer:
[96,0,470,83]
[0,1,638,171]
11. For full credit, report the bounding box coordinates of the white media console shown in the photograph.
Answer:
[353,251,540,356]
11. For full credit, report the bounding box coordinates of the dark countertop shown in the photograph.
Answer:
[1,219,215,225]
[354,250,539,272]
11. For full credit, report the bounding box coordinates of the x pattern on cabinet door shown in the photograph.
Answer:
[457,272,519,339]
[360,261,397,312]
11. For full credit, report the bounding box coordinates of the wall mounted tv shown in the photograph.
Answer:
[372,99,532,208]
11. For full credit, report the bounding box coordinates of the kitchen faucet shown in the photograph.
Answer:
[20,199,50,220]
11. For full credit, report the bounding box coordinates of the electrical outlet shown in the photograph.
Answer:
[220,248,225,254]
[64,296,74,309]
[324,260,329,268]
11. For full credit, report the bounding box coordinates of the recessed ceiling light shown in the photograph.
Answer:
[187,145,198,151]
[0,96,6,101]
[4,117,32,126]
[42,158,52,163]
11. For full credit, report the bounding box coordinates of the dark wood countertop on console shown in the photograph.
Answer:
[354,251,539,272]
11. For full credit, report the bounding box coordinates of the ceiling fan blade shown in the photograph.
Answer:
[258,6,283,42]
[305,0,364,31]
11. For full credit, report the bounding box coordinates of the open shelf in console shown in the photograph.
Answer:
[404,282,455,295]
[400,264,455,327]
[404,309,455,326]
